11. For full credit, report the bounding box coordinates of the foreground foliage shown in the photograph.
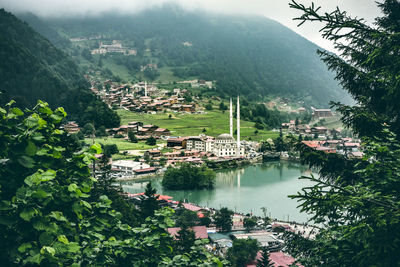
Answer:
[0,101,225,266]
[284,1,400,266]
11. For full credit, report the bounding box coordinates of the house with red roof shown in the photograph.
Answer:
[167,226,208,240]
[247,251,303,267]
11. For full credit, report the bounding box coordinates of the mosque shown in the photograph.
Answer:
[213,96,244,157]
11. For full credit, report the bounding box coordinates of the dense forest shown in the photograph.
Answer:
[0,9,119,128]
[23,5,349,106]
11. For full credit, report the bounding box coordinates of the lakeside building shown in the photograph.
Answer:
[213,96,244,157]
[213,134,241,157]
[186,135,215,152]
[302,139,363,158]
[111,160,150,175]
[162,96,246,159]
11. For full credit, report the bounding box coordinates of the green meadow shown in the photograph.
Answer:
[117,109,278,142]
[85,138,157,151]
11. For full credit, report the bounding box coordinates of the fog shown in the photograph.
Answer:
[0,0,382,51]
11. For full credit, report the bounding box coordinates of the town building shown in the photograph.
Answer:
[111,160,150,175]
[186,135,215,152]
[312,108,333,118]
[167,137,187,148]
[213,97,244,157]
[213,134,241,157]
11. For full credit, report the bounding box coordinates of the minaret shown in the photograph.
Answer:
[230,98,233,137]
[237,96,240,157]
[144,81,147,97]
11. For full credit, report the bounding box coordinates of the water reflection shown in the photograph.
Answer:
[121,161,315,223]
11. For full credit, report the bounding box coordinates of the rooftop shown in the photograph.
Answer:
[167,226,208,239]
[216,133,234,140]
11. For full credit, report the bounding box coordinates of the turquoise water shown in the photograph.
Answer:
[121,161,315,223]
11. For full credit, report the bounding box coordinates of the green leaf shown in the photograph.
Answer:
[18,155,35,168]
[49,211,67,222]
[0,200,12,211]
[67,242,81,253]
[20,207,36,221]
[25,169,56,186]
[32,133,45,142]
[50,113,63,122]
[18,243,32,253]
[32,189,52,199]
[40,169,56,182]
[25,253,42,264]
[6,100,15,106]
[68,183,78,192]
[39,232,53,246]
[91,143,102,154]
[81,200,92,210]
[25,141,37,156]
[40,246,55,256]
[57,235,69,244]
[11,107,24,116]
[38,106,53,115]
[25,172,40,186]
[36,148,49,156]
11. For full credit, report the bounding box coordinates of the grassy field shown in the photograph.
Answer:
[85,138,157,151]
[321,115,343,129]
[102,58,133,81]
[117,109,278,141]
[156,67,178,82]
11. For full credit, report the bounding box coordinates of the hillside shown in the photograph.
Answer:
[38,5,349,106]
[0,9,119,128]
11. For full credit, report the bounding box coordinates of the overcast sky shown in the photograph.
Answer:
[0,0,382,51]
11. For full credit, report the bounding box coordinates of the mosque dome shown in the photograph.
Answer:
[216,133,234,140]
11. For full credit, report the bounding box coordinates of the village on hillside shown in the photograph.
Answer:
[61,75,364,182]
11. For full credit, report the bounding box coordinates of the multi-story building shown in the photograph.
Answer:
[186,136,215,152]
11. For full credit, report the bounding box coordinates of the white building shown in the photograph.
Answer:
[213,96,243,157]
[186,135,215,152]
[112,160,150,175]
[213,134,243,157]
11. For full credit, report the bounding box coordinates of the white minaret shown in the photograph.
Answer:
[230,98,233,137]
[237,96,241,157]
[144,81,148,97]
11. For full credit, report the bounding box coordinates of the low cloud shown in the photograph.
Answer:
[0,0,381,51]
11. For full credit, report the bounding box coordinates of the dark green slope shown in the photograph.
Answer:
[44,6,349,106]
[0,8,84,107]
[0,9,119,128]
[18,12,71,49]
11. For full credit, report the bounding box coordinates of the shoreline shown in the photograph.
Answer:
[116,156,263,181]
[119,159,314,227]
[116,154,299,182]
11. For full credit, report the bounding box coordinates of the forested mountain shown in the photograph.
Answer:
[0,9,119,128]
[18,12,71,49]
[38,5,348,106]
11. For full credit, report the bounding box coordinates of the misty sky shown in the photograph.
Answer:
[0,0,382,51]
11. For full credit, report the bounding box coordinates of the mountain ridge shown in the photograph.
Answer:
[21,6,349,106]
[0,8,120,128]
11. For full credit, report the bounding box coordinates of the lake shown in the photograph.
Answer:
[120,161,315,223]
